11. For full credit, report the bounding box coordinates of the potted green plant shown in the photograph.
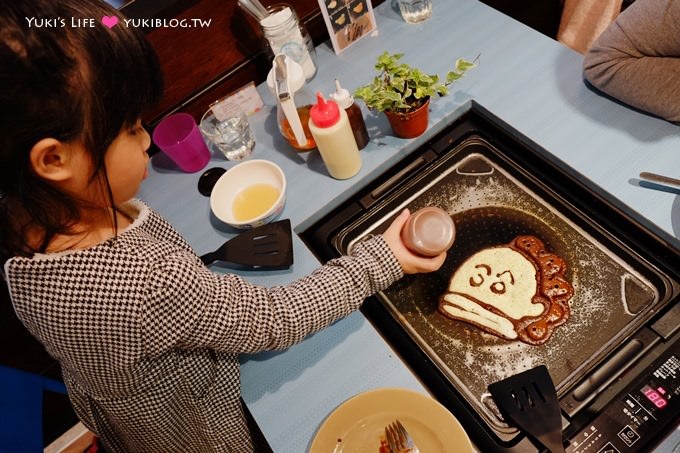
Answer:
[354,51,476,138]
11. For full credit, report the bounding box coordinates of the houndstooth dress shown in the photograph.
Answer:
[4,200,402,452]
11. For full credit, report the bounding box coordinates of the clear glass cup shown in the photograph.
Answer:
[398,0,432,24]
[200,99,255,161]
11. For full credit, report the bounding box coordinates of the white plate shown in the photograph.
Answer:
[310,387,473,452]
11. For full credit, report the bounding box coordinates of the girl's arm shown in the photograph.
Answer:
[143,211,445,355]
[143,236,400,354]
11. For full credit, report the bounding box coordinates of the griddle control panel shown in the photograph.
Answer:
[566,343,679,453]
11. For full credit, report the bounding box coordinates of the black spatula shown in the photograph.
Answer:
[488,365,565,453]
[200,219,293,269]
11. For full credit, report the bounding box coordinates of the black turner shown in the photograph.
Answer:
[488,365,565,453]
[200,219,293,269]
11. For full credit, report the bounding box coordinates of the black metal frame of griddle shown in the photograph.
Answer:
[301,101,680,452]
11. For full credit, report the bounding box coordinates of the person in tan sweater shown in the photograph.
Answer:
[583,0,680,123]
[558,0,623,54]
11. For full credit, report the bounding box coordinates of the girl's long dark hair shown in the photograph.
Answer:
[0,0,163,263]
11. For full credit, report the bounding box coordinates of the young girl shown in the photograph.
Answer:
[0,1,445,451]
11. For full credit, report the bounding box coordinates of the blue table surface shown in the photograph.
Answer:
[138,0,680,451]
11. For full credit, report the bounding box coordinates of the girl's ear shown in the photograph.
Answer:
[29,138,74,182]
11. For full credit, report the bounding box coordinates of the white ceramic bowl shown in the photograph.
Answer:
[210,159,286,229]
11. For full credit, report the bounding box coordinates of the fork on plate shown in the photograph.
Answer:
[384,419,420,453]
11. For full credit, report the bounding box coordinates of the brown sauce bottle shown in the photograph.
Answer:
[330,79,369,150]
[401,207,456,256]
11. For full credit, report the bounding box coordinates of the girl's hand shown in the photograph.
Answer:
[382,209,447,274]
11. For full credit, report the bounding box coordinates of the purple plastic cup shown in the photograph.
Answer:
[152,113,211,173]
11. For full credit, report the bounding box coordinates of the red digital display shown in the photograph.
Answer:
[641,385,668,409]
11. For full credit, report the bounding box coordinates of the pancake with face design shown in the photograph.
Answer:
[439,235,573,345]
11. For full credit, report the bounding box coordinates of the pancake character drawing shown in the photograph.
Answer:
[439,235,574,345]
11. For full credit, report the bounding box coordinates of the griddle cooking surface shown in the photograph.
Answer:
[335,138,664,431]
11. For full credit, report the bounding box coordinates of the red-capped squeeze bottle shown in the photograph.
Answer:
[330,79,369,150]
[308,92,362,179]
[400,207,456,256]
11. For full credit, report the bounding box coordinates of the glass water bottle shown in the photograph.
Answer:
[260,3,317,81]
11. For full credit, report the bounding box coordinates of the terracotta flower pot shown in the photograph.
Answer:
[384,98,430,138]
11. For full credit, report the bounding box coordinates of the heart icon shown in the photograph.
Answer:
[101,16,119,28]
